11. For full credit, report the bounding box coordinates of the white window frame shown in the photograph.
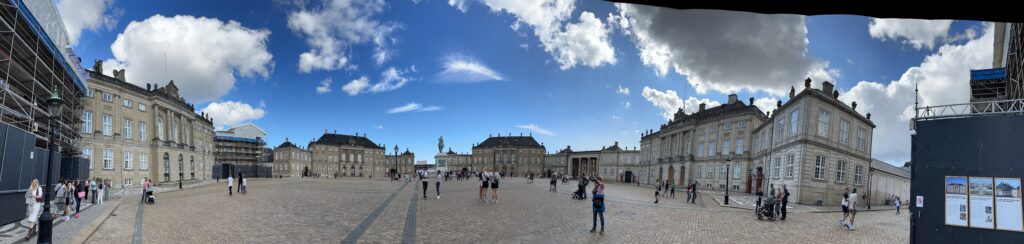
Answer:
[790,110,800,137]
[708,141,716,156]
[81,111,93,133]
[732,164,741,179]
[139,103,147,112]
[772,157,781,179]
[786,154,795,178]
[818,110,830,138]
[103,148,113,169]
[123,99,132,108]
[102,115,112,136]
[775,116,786,142]
[857,127,866,150]
[123,119,132,139]
[124,151,133,170]
[855,165,863,185]
[735,137,745,154]
[139,122,147,141]
[836,160,846,183]
[840,119,850,144]
[697,143,704,157]
[83,147,93,169]
[814,155,826,180]
[85,88,93,97]
[102,92,112,102]
[722,139,731,155]
[140,153,149,170]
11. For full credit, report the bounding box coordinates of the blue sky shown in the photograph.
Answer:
[61,0,991,165]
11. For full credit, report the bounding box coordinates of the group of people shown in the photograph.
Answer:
[420,170,444,199]
[755,184,790,221]
[225,173,248,196]
[653,180,699,204]
[477,170,501,203]
[840,187,859,230]
[23,178,111,241]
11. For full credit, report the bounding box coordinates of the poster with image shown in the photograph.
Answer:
[969,177,995,229]
[994,178,1023,231]
[945,176,969,226]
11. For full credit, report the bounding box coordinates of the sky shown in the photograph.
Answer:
[59,0,992,165]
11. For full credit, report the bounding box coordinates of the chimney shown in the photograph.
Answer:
[333,129,337,134]
[822,81,834,95]
[727,94,738,104]
[699,103,706,112]
[614,141,619,146]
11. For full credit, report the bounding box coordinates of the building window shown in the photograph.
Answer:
[156,118,164,141]
[720,165,727,179]
[836,160,847,183]
[124,178,132,186]
[699,128,705,135]
[697,143,704,157]
[139,122,147,141]
[722,139,731,155]
[818,110,830,138]
[103,148,113,169]
[855,165,864,185]
[82,111,93,133]
[775,116,786,142]
[724,122,732,131]
[124,151,133,169]
[123,99,132,108]
[85,89,93,97]
[708,142,716,156]
[840,120,850,144]
[83,147,93,169]
[857,127,866,150]
[696,165,702,179]
[139,103,146,112]
[786,154,795,178]
[102,92,112,102]
[102,115,112,136]
[733,164,741,179]
[790,110,800,137]
[772,157,781,179]
[735,137,744,154]
[814,156,826,180]
[140,153,149,170]
[123,119,132,139]
[710,126,717,134]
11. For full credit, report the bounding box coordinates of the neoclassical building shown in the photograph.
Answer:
[435,148,472,173]
[272,138,310,178]
[307,131,385,177]
[750,80,875,206]
[640,94,766,191]
[471,134,546,177]
[552,142,640,182]
[385,148,416,176]
[213,123,268,178]
[80,65,215,188]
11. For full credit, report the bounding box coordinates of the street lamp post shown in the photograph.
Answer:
[725,157,732,205]
[393,145,399,178]
[38,88,62,244]
[178,155,183,189]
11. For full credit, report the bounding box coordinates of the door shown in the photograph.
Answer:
[624,171,634,183]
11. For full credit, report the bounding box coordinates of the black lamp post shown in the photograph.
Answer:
[393,145,399,177]
[725,157,732,205]
[38,88,62,244]
[178,154,183,189]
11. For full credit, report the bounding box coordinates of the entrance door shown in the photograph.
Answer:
[667,166,675,186]
[679,166,685,186]
[624,171,634,183]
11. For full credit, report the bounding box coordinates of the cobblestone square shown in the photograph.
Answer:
[82,177,908,243]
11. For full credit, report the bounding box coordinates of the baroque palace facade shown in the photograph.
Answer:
[471,134,546,177]
[640,80,876,206]
[307,131,387,177]
[80,63,215,187]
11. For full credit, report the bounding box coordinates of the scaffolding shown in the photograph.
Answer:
[0,0,85,153]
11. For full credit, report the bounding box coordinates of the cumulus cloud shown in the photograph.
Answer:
[840,23,993,164]
[753,97,779,114]
[448,0,470,12]
[475,0,616,69]
[102,15,273,103]
[641,86,726,120]
[387,102,442,113]
[287,0,399,73]
[868,18,953,50]
[438,54,504,82]
[614,5,831,96]
[617,85,630,95]
[517,124,556,136]
[201,101,267,130]
[342,76,370,96]
[57,0,122,45]
[316,78,332,94]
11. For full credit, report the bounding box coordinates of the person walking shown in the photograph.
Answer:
[754,190,763,216]
[24,179,43,240]
[780,185,790,220]
[895,196,902,215]
[846,188,859,230]
[690,181,699,204]
[88,179,96,204]
[480,170,490,202]
[670,182,676,198]
[435,169,443,199]
[654,180,661,204]
[227,175,234,196]
[549,174,557,192]
[75,180,85,218]
[490,170,501,203]
[590,176,606,235]
[421,170,430,199]
[241,175,248,195]
[237,173,243,193]
[97,179,105,205]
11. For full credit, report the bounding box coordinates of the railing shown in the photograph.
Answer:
[915,99,1024,121]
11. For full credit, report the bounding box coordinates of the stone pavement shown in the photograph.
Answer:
[76,177,909,243]
[0,195,119,244]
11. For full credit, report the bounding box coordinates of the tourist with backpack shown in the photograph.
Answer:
[590,177,606,235]
[490,170,501,203]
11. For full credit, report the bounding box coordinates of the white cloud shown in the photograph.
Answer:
[287,0,399,73]
[681,97,722,115]
[611,115,622,120]
[102,15,273,103]
[476,0,616,69]
[438,54,504,82]
[868,18,953,50]
[201,101,267,130]
[517,124,556,136]
[617,85,630,95]
[316,78,332,94]
[387,103,442,114]
[615,5,831,96]
[449,0,470,12]
[374,125,384,130]
[343,76,370,96]
[57,0,122,45]
[624,101,631,109]
[641,86,727,120]
[753,97,779,114]
[370,66,413,93]
[840,23,993,164]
